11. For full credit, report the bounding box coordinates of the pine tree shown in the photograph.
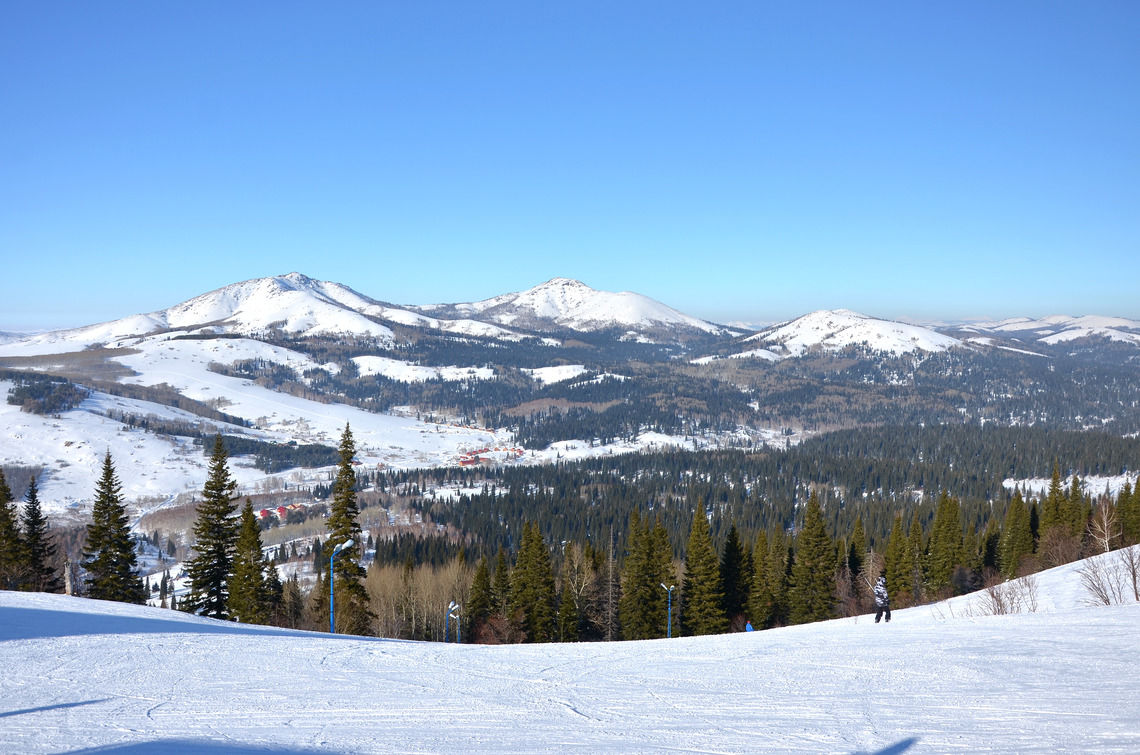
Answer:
[556,581,580,642]
[21,477,62,593]
[847,517,867,578]
[719,524,748,628]
[926,491,963,593]
[82,453,146,603]
[467,556,494,633]
[999,490,1033,578]
[492,547,511,617]
[324,424,375,635]
[509,522,556,642]
[1119,481,1140,545]
[280,574,304,629]
[1065,476,1090,538]
[185,435,240,619]
[618,512,671,639]
[264,561,284,623]
[1040,461,1064,533]
[747,530,771,628]
[906,511,926,604]
[681,502,727,636]
[228,500,270,624]
[788,492,835,624]
[884,513,911,607]
[0,471,24,590]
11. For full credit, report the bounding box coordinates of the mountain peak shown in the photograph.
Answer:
[536,277,591,289]
[744,308,960,357]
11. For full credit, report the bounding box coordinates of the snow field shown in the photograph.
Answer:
[1,552,1137,753]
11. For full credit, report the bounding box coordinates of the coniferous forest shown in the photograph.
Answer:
[8,422,1139,647]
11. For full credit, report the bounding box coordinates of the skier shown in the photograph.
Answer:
[873,572,891,623]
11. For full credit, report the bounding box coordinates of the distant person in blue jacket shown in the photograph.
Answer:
[874,572,891,623]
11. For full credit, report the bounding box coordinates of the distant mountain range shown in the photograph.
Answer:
[2,272,1139,515]
[5,272,1138,358]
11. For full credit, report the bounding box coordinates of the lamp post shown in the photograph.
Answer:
[446,600,461,643]
[329,538,354,634]
[660,583,675,638]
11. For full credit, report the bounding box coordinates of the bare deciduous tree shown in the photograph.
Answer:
[1087,504,1122,554]
[975,573,1039,615]
[1078,553,1128,606]
[1117,546,1140,602]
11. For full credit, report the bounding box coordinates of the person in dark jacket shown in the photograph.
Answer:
[873,572,891,623]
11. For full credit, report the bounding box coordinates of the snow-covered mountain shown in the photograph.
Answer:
[0,273,397,357]
[416,277,728,338]
[726,309,961,360]
[3,548,1137,752]
[0,274,727,358]
[962,314,1140,347]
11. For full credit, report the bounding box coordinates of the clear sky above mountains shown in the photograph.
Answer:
[2,2,1137,330]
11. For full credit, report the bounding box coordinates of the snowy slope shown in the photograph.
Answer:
[421,277,727,336]
[965,314,1140,347]
[0,274,396,357]
[742,309,962,358]
[1,551,1137,753]
[352,356,495,383]
[0,332,508,515]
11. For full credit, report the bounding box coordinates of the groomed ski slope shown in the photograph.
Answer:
[1,551,1138,754]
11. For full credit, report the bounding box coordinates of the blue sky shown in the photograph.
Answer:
[2,2,1137,330]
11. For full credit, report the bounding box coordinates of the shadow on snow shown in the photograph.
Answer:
[0,606,367,643]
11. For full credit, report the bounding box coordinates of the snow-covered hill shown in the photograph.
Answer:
[0,332,509,515]
[1,550,1137,753]
[418,277,728,338]
[733,309,961,360]
[964,314,1140,347]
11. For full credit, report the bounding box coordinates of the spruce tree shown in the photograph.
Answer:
[906,511,926,604]
[681,502,727,635]
[788,491,835,624]
[264,561,284,623]
[619,512,671,639]
[556,581,580,642]
[884,513,911,607]
[21,477,62,593]
[325,424,375,635]
[1065,476,1090,537]
[82,453,146,603]
[509,522,556,642]
[492,547,511,617]
[1119,481,1140,545]
[185,435,240,619]
[228,500,270,624]
[719,524,748,627]
[280,574,304,628]
[999,491,1033,578]
[847,518,867,578]
[1040,461,1064,533]
[0,471,24,590]
[926,492,963,593]
[747,530,771,628]
[467,556,494,633]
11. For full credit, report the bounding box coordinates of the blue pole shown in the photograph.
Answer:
[329,554,335,634]
[667,588,672,639]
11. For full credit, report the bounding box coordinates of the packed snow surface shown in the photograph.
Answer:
[1,551,1138,753]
